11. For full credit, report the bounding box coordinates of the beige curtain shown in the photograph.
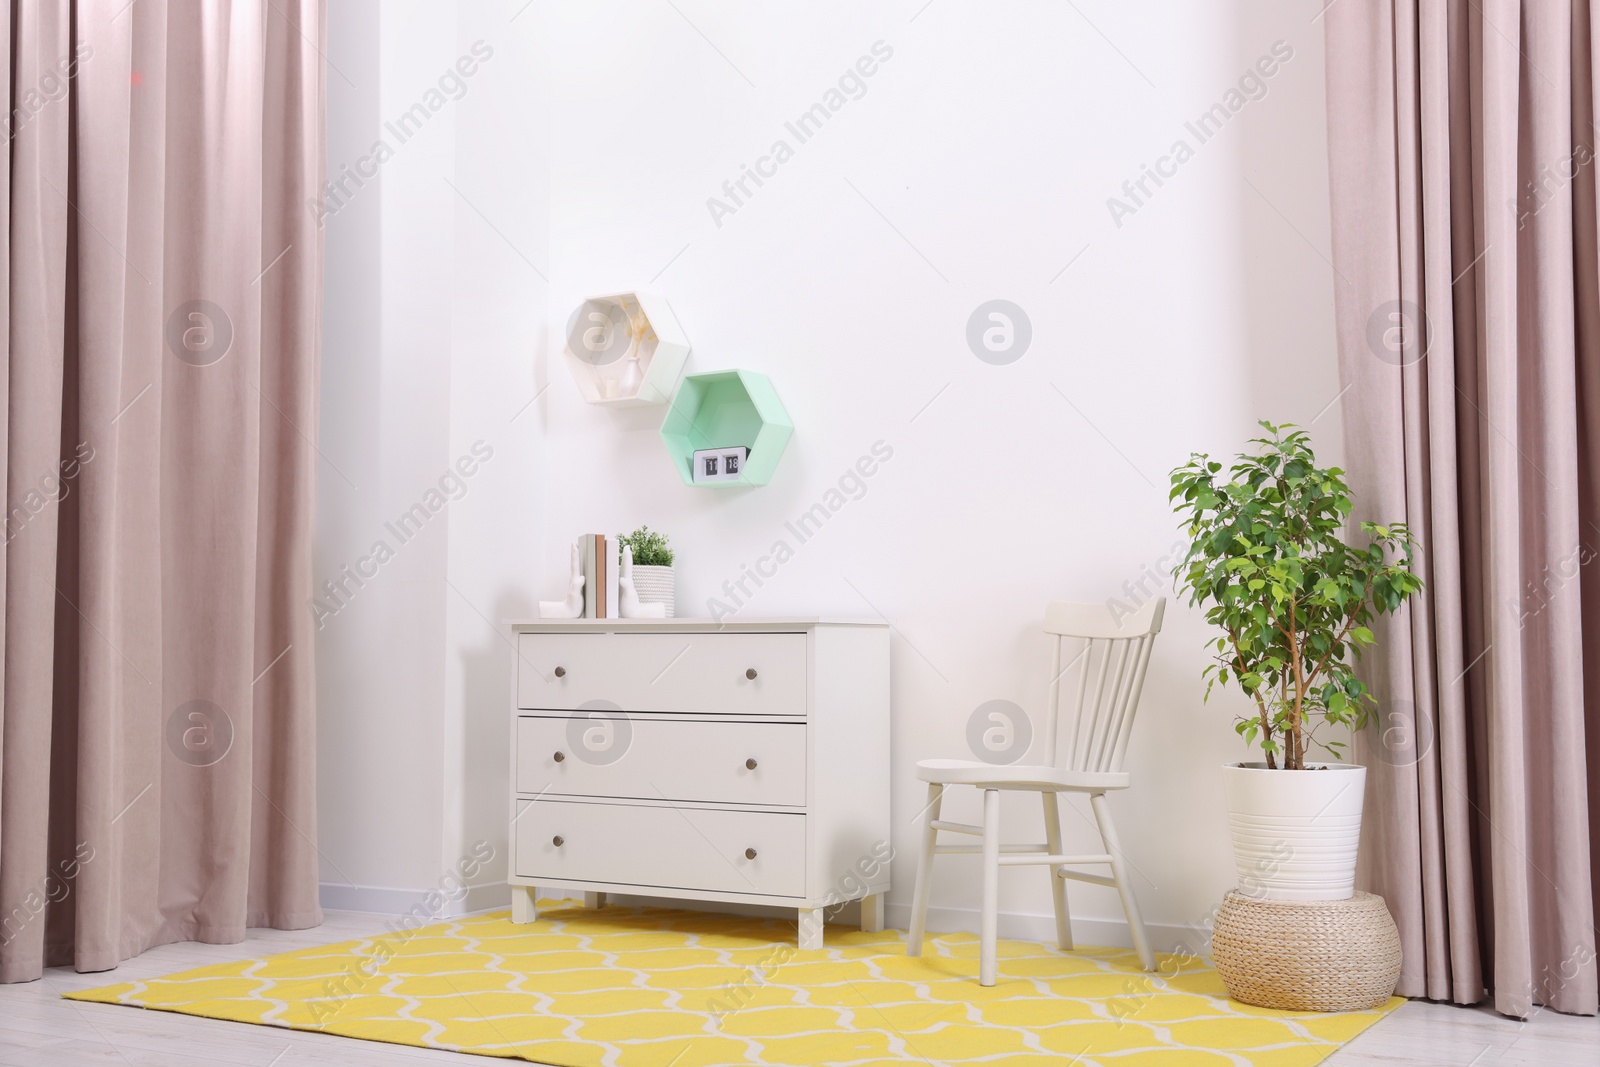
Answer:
[0,0,324,982]
[1326,1,1598,1017]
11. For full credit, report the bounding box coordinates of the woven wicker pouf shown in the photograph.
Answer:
[1211,890,1402,1011]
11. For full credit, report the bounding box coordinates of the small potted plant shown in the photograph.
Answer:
[1169,422,1421,900]
[619,525,676,617]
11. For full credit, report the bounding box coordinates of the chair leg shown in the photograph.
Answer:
[980,787,1000,986]
[1041,791,1072,951]
[1091,792,1155,972]
[906,782,943,956]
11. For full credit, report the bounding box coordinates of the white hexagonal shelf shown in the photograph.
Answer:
[562,291,690,407]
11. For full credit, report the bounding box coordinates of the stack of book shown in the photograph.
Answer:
[575,534,620,619]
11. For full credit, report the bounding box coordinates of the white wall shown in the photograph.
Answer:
[317,0,545,914]
[319,0,1344,947]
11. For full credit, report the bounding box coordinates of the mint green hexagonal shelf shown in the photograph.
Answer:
[660,370,793,488]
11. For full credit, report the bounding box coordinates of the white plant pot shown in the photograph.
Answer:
[1222,762,1366,901]
[630,565,675,618]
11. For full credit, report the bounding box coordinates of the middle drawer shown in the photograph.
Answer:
[515,716,807,806]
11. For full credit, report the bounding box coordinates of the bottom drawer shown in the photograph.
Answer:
[514,800,805,898]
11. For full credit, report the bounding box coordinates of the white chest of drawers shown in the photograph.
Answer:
[506,618,890,948]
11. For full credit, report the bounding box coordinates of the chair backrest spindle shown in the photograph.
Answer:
[1043,635,1063,761]
[1069,642,1095,770]
[1110,633,1157,769]
[1090,637,1133,770]
[1043,598,1165,774]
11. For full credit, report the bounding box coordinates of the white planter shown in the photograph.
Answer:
[630,565,675,617]
[1222,762,1366,901]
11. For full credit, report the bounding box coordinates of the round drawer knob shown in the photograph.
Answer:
[552,835,565,847]
[745,758,758,770]
[553,751,565,763]
[744,847,758,860]
[746,668,758,680]
[554,666,567,678]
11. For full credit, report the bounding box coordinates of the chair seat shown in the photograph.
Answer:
[914,759,1129,792]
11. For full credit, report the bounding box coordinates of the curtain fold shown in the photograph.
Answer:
[1326,0,1598,1017]
[0,0,324,983]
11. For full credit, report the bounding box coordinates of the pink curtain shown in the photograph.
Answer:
[0,0,325,981]
[1325,0,1598,1016]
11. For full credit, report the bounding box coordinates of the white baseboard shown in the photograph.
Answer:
[322,882,1211,956]
[886,900,1211,956]
[319,881,511,919]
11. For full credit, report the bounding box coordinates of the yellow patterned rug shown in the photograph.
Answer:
[66,901,1400,1066]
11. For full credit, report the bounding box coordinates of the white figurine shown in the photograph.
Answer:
[618,543,666,619]
[538,541,586,618]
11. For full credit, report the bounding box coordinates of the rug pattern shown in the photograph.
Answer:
[65,902,1400,1066]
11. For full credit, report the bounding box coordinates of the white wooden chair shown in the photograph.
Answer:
[906,597,1165,985]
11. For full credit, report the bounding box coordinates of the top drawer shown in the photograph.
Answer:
[517,632,807,716]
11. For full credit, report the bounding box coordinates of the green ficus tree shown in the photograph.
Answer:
[1168,422,1422,770]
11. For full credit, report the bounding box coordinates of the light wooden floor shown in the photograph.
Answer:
[0,911,1593,1066]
